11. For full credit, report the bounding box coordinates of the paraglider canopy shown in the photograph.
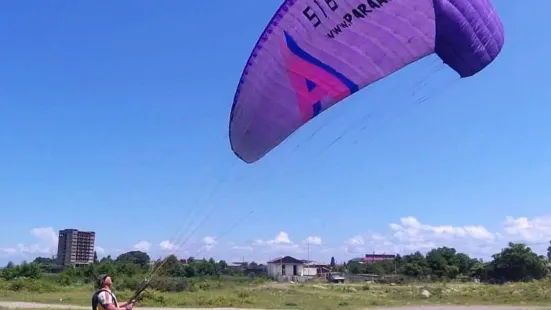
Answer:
[229,0,504,164]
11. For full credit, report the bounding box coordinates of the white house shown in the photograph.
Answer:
[302,262,318,276]
[266,256,306,279]
[301,260,331,276]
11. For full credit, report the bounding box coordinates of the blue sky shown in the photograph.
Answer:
[1,1,550,265]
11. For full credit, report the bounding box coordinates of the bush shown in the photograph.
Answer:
[117,276,143,291]
[151,277,191,292]
[140,291,167,306]
[0,278,61,293]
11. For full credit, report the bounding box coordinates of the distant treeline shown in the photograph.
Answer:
[1,241,550,291]
[0,252,268,292]
[335,242,551,282]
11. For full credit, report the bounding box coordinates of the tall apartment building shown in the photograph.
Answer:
[56,229,95,266]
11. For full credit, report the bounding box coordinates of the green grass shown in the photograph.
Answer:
[2,279,551,309]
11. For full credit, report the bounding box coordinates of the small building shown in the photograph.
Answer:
[267,256,306,279]
[301,260,331,276]
[227,262,242,268]
[244,264,267,276]
[348,253,395,264]
[363,254,395,263]
[301,261,318,276]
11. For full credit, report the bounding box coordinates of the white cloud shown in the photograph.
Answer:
[304,236,323,245]
[159,240,175,251]
[342,216,498,256]
[158,215,551,262]
[30,227,57,245]
[5,214,551,265]
[502,215,551,243]
[2,248,17,255]
[231,245,253,252]
[1,244,53,256]
[345,235,365,254]
[95,246,106,255]
[202,236,217,251]
[1,227,58,258]
[340,215,551,260]
[389,216,495,245]
[243,231,324,260]
[133,241,151,252]
[253,231,297,248]
[268,232,292,245]
[203,236,216,244]
[345,233,395,254]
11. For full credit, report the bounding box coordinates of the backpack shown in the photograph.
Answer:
[91,288,118,310]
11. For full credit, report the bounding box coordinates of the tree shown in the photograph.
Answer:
[218,260,228,274]
[194,259,217,276]
[400,251,430,277]
[182,264,196,277]
[423,247,477,279]
[3,238,550,288]
[490,242,548,281]
[368,262,386,275]
[469,260,487,278]
[32,257,55,265]
[161,255,181,276]
[18,262,42,279]
[426,248,449,278]
[452,253,474,275]
[83,262,97,280]
[115,251,150,269]
[116,261,141,277]
[347,261,362,274]
[96,259,117,277]
[94,251,99,264]
[1,262,17,280]
[547,240,551,261]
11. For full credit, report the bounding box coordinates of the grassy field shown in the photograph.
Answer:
[2,279,551,310]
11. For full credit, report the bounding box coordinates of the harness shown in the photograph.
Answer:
[91,288,118,310]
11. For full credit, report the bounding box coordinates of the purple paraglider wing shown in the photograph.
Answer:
[229,0,504,164]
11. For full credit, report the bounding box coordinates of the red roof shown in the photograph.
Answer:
[361,254,395,262]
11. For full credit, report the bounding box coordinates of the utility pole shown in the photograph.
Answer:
[307,242,310,261]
